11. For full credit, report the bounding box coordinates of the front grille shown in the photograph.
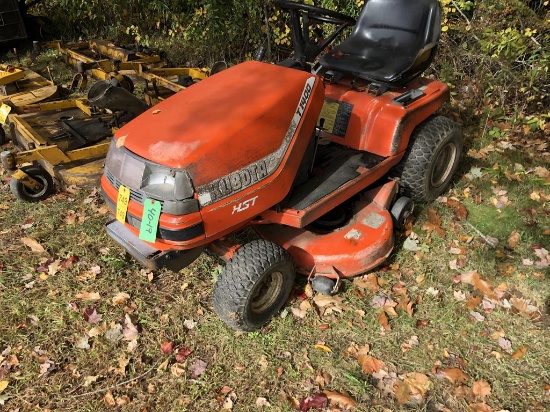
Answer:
[104,166,165,211]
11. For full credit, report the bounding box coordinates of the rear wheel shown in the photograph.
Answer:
[10,166,54,202]
[213,239,295,331]
[394,116,463,202]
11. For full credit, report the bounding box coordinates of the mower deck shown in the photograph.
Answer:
[3,99,114,189]
[255,180,396,278]
[0,65,58,107]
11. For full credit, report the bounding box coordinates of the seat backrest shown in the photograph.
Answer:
[353,0,441,51]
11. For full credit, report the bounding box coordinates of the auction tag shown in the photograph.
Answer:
[139,199,161,243]
[0,103,11,125]
[116,185,131,224]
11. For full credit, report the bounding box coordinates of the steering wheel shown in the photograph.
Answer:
[273,1,356,67]
[273,1,356,25]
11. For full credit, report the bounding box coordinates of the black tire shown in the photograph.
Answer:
[213,239,295,331]
[0,127,6,146]
[390,196,414,229]
[393,116,463,202]
[10,166,54,202]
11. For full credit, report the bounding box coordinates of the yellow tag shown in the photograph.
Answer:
[116,185,131,223]
[0,103,11,125]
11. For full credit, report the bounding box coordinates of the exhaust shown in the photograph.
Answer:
[88,80,149,118]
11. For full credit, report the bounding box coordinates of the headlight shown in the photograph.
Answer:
[104,139,196,212]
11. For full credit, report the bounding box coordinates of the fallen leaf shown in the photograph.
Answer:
[188,358,207,378]
[104,390,116,407]
[175,347,192,362]
[21,237,45,253]
[112,292,130,306]
[395,372,432,405]
[83,307,102,324]
[470,311,486,322]
[416,319,430,328]
[497,337,512,352]
[511,345,528,359]
[378,311,391,330]
[323,390,357,409]
[358,354,384,375]
[472,379,491,401]
[437,367,470,384]
[291,307,307,319]
[314,344,332,353]
[76,291,101,301]
[507,231,520,249]
[0,381,8,393]
[298,393,328,411]
[255,397,271,407]
[122,314,139,341]
[468,402,495,412]
[466,296,482,310]
[75,336,90,350]
[353,273,380,292]
[161,341,174,354]
[170,363,186,377]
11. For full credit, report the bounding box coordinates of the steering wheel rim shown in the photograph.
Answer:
[273,0,356,25]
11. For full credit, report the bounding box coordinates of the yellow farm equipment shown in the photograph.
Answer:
[0,95,136,201]
[0,63,58,108]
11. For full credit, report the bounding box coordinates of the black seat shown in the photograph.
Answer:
[320,0,442,87]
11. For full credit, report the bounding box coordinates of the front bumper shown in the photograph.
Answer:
[106,219,205,271]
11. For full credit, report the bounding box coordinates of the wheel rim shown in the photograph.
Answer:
[431,142,458,188]
[21,175,49,198]
[250,271,284,314]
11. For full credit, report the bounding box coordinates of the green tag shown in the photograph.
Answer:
[139,199,161,243]
[0,103,11,125]
[116,185,131,224]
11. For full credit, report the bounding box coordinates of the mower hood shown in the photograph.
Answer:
[115,61,323,188]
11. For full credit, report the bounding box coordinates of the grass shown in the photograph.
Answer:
[1,51,549,412]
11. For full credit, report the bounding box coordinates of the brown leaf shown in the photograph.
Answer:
[358,354,384,375]
[466,296,482,310]
[507,231,520,249]
[21,237,46,253]
[353,273,380,293]
[416,319,430,328]
[104,390,116,407]
[160,341,174,354]
[323,390,357,409]
[170,363,186,377]
[438,367,469,384]
[395,373,431,405]
[378,311,391,330]
[511,345,528,359]
[427,208,442,226]
[467,402,494,412]
[446,199,468,220]
[76,291,101,301]
[175,347,192,362]
[112,292,130,306]
[472,379,491,401]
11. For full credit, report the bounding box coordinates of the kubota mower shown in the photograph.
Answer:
[100,0,463,331]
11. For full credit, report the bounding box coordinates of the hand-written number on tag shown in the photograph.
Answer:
[139,199,161,243]
[116,185,131,224]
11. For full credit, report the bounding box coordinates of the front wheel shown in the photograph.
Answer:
[10,166,54,202]
[393,116,463,202]
[213,239,295,331]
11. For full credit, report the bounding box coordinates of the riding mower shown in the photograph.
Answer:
[100,0,463,331]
